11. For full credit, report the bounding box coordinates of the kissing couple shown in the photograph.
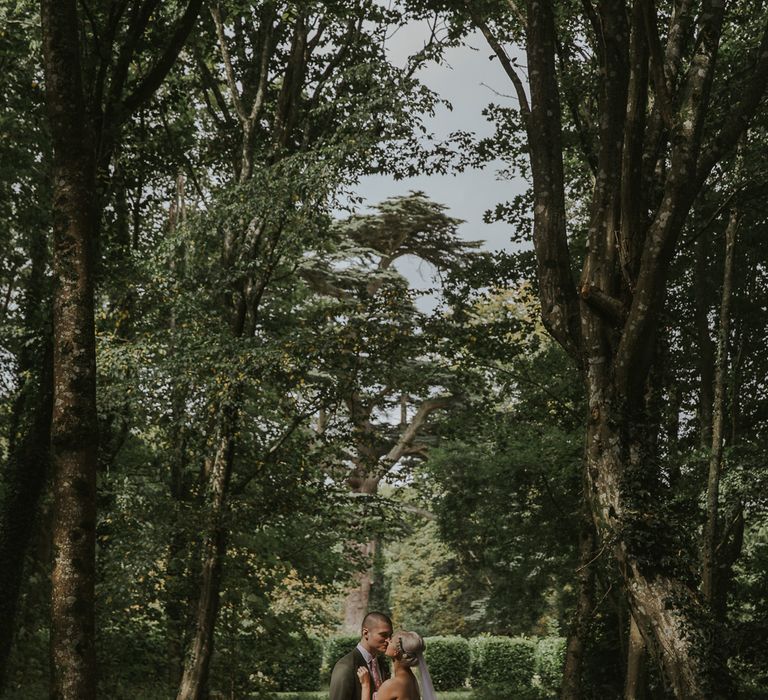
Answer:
[329,611,436,700]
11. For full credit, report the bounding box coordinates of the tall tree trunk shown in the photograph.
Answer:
[560,498,596,700]
[341,473,378,633]
[702,208,739,604]
[694,237,715,447]
[624,614,647,700]
[167,172,191,688]
[585,401,728,698]
[176,410,236,700]
[342,540,377,634]
[41,1,99,697]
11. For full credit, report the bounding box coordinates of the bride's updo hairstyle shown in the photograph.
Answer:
[395,630,425,668]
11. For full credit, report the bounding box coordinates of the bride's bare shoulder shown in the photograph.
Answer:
[377,676,412,700]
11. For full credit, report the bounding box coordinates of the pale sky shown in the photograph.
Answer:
[353,21,528,291]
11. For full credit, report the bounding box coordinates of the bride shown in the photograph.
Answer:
[356,630,436,700]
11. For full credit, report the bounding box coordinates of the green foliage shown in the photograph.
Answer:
[385,519,468,636]
[421,330,584,635]
[323,635,360,674]
[469,636,536,692]
[268,636,323,692]
[534,637,566,695]
[423,636,470,690]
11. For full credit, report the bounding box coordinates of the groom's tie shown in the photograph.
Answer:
[369,657,382,690]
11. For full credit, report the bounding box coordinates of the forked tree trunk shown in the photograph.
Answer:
[468,0,768,694]
[41,1,99,697]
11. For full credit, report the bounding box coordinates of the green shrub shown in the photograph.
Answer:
[269,636,323,692]
[324,635,360,670]
[322,635,358,684]
[423,636,470,690]
[535,637,566,695]
[469,636,536,691]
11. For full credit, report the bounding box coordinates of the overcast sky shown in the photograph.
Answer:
[352,20,527,291]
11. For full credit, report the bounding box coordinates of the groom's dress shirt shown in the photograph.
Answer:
[356,644,382,697]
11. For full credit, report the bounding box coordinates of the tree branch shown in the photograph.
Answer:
[467,4,531,118]
[210,2,247,125]
[696,21,768,187]
[378,396,452,472]
[580,283,627,326]
[120,0,203,118]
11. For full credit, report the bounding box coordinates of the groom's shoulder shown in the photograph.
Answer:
[333,647,361,668]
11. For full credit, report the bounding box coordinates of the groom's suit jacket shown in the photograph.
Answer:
[329,647,390,700]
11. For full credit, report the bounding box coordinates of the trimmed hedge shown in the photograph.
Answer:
[324,635,360,669]
[270,636,323,692]
[321,635,359,685]
[535,637,566,694]
[470,636,536,691]
[423,636,470,690]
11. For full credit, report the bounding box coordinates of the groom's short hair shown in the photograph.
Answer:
[361,611,392,631]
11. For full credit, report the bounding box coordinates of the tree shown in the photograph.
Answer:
[153,5,447,695]
[40,1,100,695]
[460,0,768,695]
[419,283,584,634]
[37,1,203,695]
[303,191,480,631]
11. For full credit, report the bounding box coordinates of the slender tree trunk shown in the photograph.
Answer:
[166,173,192,688]
[341,473,378,633]
[342,540,377,634]
[560,498,596,700]
[694,238,715,447]
[0,222,52,691]
[624,614,647,700]
[702,208,739,604]
[41,2,99,697]
[0,342,53,691]
[176,411,236,700]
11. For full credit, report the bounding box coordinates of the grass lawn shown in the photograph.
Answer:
[276,692,474,700]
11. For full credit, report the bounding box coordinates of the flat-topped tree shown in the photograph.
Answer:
[303,191,482,631]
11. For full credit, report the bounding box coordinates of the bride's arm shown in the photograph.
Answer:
[356,666,371,695]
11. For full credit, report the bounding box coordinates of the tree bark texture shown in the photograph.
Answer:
[624,614,647,700]
[560,499,596,700]
[471,0,768,695]
[175,414,235,700]
[41,1,99,697]
[342,540,377,635]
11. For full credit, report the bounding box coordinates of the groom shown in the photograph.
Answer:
[329,611,392,700]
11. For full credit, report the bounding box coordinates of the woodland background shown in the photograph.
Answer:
[1,0,767,699]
